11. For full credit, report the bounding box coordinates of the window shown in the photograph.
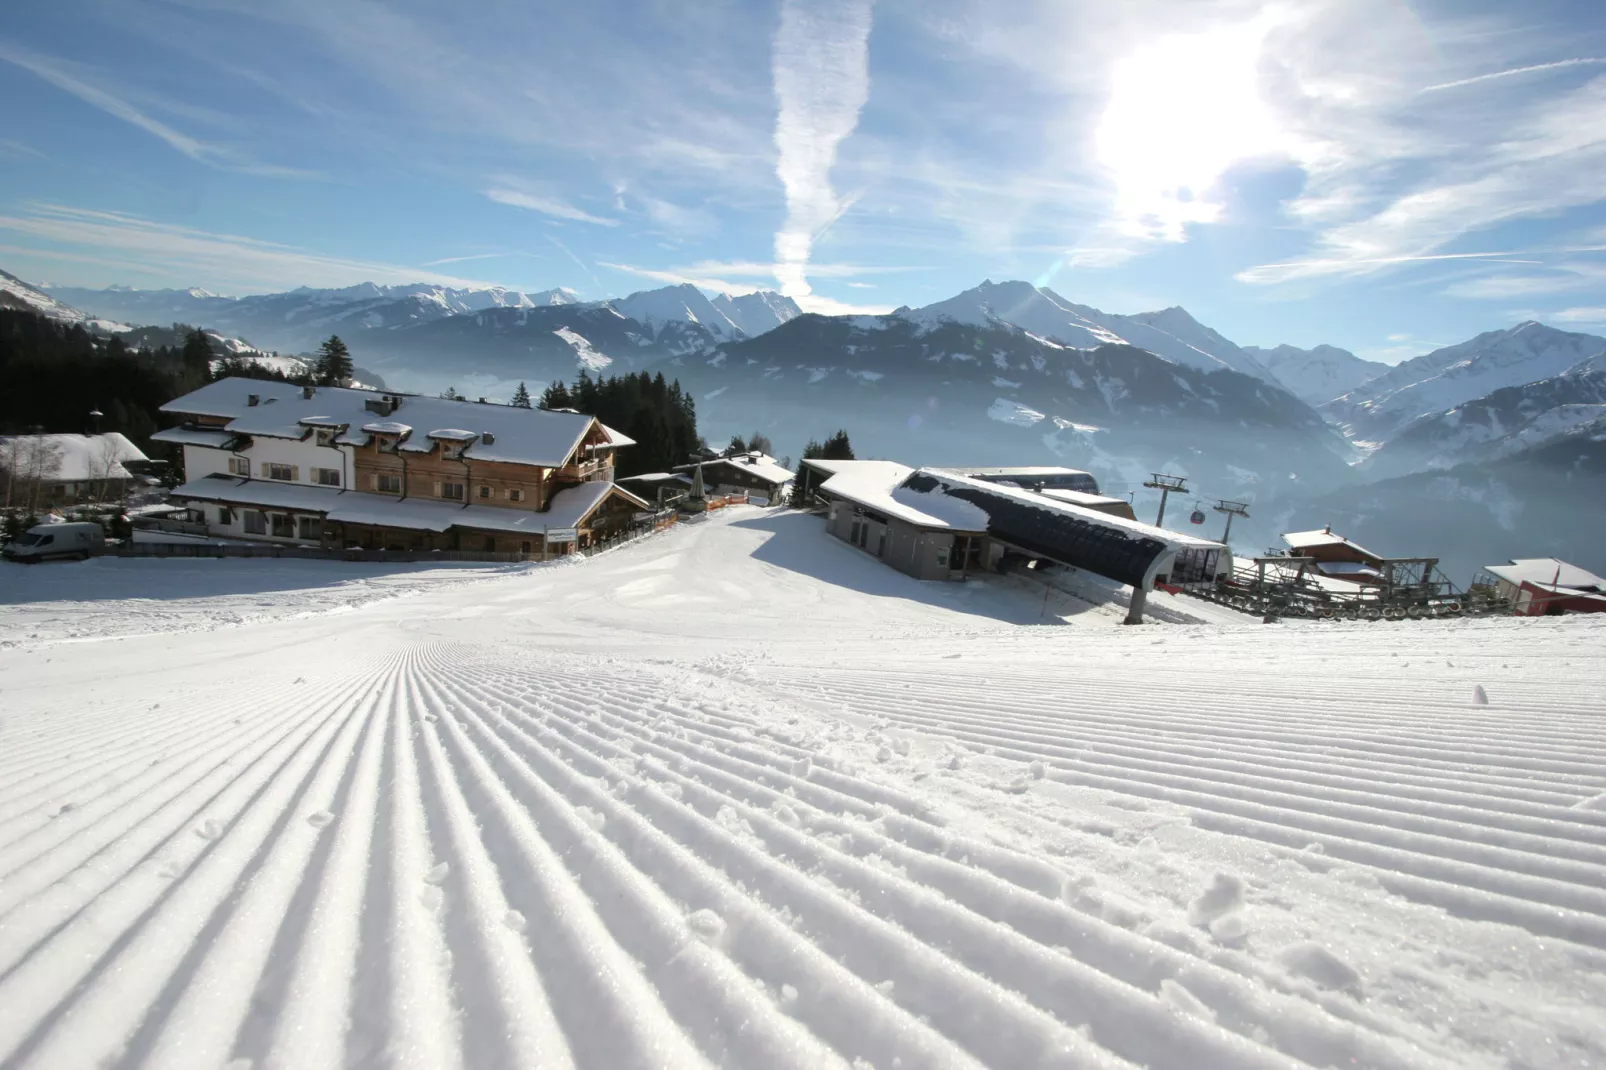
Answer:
[520,541,532,554]
[376,473,402,493]
[377,436,398,454]
[478,485,491,499]
[271,513,295,538]
[228,456,249,476]
[298,516,319,540]
[314,428,337,447]
[218,507,234,525]
[266,462,295,481]
[483,536,496,551]
[244,510,266,535]
[314,467,341,486]
[440,482,465,500]
[506,488,524,502]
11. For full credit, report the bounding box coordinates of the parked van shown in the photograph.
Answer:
[2,522,107,563]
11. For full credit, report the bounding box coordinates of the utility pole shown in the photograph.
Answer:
[1143,473,1188,528]
[1214,499,1250,546]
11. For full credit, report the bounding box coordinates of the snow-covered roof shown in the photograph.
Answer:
[171,475,650,535]
[1485,558,1605,591]
[923,468,1229,550]
[617,471,693,485]
[948,465,1094,479]
[676,451,794,486]
[1039,489,1130,510]
[820,461,983,529]
[162,378,606,468]
[0,432,148,482]
[596,424,637,448]
[797,457,873,478]
[362,421,412,435]
[150,427,239,449]
[1283,528,1381,558]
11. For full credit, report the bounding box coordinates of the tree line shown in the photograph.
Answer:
[537,370,700,478]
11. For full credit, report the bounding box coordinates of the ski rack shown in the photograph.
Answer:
[1182,554,1513,621]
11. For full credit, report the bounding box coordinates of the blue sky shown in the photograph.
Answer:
[2,0,1605,362]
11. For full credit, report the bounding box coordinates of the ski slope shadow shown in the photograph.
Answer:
[730,511,1101,626]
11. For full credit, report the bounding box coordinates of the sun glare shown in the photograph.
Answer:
[1094,20,1286,241]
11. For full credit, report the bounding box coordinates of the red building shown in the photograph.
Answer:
[1484,558,1606,616]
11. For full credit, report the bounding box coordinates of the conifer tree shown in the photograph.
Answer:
[512,381,532,408]
[314,335,354,386]
[440,385,463,400]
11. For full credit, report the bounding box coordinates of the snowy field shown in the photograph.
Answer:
[1,507,1604,1070]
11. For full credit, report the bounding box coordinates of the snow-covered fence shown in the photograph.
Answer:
[113,542,544,564]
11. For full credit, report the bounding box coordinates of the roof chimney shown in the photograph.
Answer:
[247,394,260,407]
[478,397,488,404]
[482,431,495,445]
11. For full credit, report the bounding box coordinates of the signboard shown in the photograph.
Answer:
[543,528,579,542]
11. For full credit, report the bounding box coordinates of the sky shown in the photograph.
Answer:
[2,0,1605,363]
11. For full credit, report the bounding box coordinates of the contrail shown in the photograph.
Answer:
[1423,57,1606,92]
[771,0,874,302]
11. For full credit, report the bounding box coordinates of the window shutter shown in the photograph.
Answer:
[292,466,300,481]
[370,473,378,490]
[433,481,442,497]
[260,461,270,477]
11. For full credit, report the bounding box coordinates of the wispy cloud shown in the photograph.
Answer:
[1238,250,1546,285]
[0,138,47,160]
[1551,306,1606,324]
[0,41,313,178]
[484,185,619,226]
[770,0,874,301]
[0,203,495,292]
[1422,58,1606,93]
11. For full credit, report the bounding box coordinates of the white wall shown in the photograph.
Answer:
[180,434,353,545]
[181,436,354,490]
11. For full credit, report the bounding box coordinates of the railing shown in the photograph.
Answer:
[114,542,548,564]
[132,516,209,536]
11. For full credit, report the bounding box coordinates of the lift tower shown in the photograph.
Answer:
[1143,473,1189,528]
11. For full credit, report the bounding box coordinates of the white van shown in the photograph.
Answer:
[2,522,107,563]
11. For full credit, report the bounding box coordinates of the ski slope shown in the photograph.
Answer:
[1,508,1603,1070]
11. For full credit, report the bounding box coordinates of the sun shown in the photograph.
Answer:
[1094,18,1288,241]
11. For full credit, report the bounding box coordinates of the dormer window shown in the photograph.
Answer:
[376,435,398,454]
[314,428,338,447]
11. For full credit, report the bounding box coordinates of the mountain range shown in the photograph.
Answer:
[18,268,1606,574]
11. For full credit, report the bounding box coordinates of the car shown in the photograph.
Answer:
[1,521,107,563]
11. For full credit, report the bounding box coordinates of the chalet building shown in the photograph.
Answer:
[946,466,1102,494]
[616,471,694,504]
[1281,527,1386,584]
[1483,558,1606,616]
[671,451,793,504]
[0,432,158,504]
[814,461,1228,623]
[153,378,649,555]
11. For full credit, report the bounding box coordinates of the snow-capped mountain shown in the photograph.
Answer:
[899,281,1272,380]
[607,283,745,343]
[710,291,802,337]
[1242,344,1388,406]
[1360,354,1606,479]
[1,269,129,331]
[1322,322,1606,443]
[671,310,1353,507]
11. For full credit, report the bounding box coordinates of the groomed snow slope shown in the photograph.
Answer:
[1,509,1603,1070]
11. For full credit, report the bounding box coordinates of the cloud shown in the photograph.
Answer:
[1551,307,1606,324]
[484,185,619,226]
[1239,250,1546,285]
[770,0,875,300]
[1422,58,1606,93]
[0,203,497,292]
[0,42,313,177]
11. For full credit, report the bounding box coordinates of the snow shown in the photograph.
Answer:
[682,452,794,487]
[164,377,599,468]
[2,507,1604,1070]
[709,291,802,337]
[1282,528,1380,557]
[1485,558,1605,590]
[0,432,149,482]
[1245,343,1387,406]
[554,325,613,370]
[1330,323,1606,440]
[987,398,1047,426]
[0,268,129,330]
